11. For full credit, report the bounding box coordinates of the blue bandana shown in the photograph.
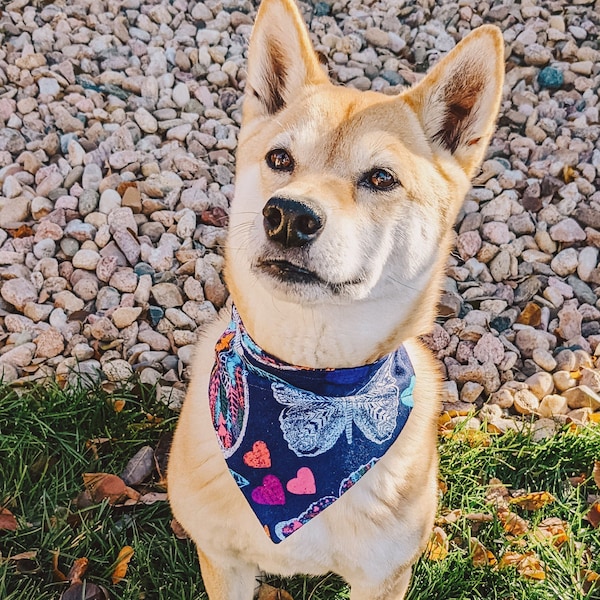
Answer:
[209,307,415,543]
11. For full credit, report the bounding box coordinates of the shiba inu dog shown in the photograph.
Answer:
[168,0,504,597]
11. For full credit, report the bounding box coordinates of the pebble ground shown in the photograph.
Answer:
[0,0,599,436]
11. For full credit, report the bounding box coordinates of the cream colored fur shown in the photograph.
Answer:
[168,0,504,597]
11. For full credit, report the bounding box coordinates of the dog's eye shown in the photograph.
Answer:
[266,149,294,172]
[361,168,398,191]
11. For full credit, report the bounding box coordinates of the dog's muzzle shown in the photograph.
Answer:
[262,197,325,248]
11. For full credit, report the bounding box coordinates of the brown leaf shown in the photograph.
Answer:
[67,557,89,584]
[509,491,555,511]
[581,569,600,594]
[111,399,126,413]
[52,550,68,582]
[0,507,18,531]
[585,500,600,528]
[516,552,546,580]
[464,512,494,523]
[111,546,134,585]
[499,551,527,569]
[436,509,462,525]
[138,492,168,505]
[498,507,529,536]
[200,207,229,227]
[7,224,34,238]
[154,433,172,487]
[60,581,109,600]
[533,517,569,548]
[9,551,37,562]
[170,518,189,540]
[470,537,497,567]
[257,583,294,600]
[82,473,128,505]
[569,473,587,487]
[425,527,448,561]
[594,461,600,489]
[486,478,510,509]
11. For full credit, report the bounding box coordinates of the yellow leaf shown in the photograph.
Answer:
[509,491,555,511]
[486,478,510,508]
[470,537,497,567]
[498,507,529,536]
[111,546,134,584]
[112,399,126,413]
[499,551,526,569]
[425,527,448,561]
[436,509,462,526]
[586,500,600,528]
[517,552,546,580]
[257,583,294,600]
[533,517,569,548]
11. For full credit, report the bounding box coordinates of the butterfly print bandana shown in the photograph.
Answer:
[209,306,415,543]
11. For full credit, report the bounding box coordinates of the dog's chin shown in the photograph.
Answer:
[253,259,368,303]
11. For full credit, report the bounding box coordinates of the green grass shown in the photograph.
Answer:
[1,381,599,599]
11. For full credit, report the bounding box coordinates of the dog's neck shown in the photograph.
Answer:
[228,274,437,370]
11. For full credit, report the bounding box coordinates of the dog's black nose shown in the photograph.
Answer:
[262,197,325,248]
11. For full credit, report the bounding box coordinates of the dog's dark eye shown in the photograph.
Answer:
[361,168,398,191]
[266,149,294,172]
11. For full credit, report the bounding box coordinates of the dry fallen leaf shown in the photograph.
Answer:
[470,537,497,567]
[585,500,600,529]
[516,552,546,580]
[594,461,600,489]
[464,512,494,523]
[425,527,448,561]
[486,478,510,509]
[499,551,526,569]
[257,583,294,600]
[499,551,546,580]
[436,509,462,526]
[581,569,600,594]
[533,517,569,548]
[8,551,37,562]
[111,546,134,585]
[170,518,189,540]
[52,550,68,582]
[497,507,529,536]
[82,473,140,505]
[0,507,18,531]
[509,491,555,511]
[60,581,109,600]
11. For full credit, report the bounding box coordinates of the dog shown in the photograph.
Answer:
[168,0,504,597]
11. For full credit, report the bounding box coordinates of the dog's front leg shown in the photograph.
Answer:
[348,568,412,600]
[197,549,259,600]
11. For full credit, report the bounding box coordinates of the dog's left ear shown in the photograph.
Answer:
[408,26,505,178]
[243,0,329,121]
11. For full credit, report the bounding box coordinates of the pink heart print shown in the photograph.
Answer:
[286,467,316,495]
[251,475,285,505]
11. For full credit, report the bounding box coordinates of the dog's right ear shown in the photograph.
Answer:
[243,0,329,121]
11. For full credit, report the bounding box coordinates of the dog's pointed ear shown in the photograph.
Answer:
[244,0,329,120]
[408,26,504,178]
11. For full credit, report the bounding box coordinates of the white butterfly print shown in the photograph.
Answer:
[272,355,414,458]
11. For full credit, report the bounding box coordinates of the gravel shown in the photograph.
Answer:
[0,0,599,431]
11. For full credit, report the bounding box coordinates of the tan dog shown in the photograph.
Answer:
[168,0,504,597]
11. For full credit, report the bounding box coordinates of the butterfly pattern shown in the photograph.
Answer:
[208,306,416,543]
[273,357,413,457]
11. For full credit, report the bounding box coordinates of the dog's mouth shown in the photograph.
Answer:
[257,259,324,285]
[256,259,365,294]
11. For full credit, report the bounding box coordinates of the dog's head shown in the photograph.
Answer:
[225,0,504,364]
